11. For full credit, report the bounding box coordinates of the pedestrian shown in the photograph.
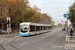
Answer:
[70,26,73,37]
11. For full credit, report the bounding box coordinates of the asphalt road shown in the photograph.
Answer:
[0,27,75,50]
[0,34,18,38]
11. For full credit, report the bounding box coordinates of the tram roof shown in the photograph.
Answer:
[20,22,51,26]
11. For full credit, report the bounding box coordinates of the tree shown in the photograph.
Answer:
[58,23,62,27]
[23,8,35,22]
[68,3,75,27]
[0,0,53,32]
[63,24,67,27]
[52,25,56,27]
[23,5,44,23]
[0,0,29,31]
[41,13,52,24]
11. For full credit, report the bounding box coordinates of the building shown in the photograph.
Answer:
[0,3,8,30]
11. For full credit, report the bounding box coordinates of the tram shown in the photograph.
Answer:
[19,22,52,36]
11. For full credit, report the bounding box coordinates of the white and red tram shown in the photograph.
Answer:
[19,22,52,36]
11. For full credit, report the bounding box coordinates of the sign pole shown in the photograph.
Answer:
[67,18,68,35]
[63,14,68,35]
[7,17,11,36]
[61,20,63,27]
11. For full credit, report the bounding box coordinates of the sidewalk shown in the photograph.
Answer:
[0,33,19,38]
[66,29,75,48]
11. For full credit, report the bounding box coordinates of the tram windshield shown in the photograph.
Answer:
[20,24,29,33]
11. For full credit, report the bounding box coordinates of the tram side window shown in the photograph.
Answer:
[41,26,43,30]
[36,26,40,31]
[50,26,52,29]
[48,26,49,30]
[44,26,45,30]
[49,26,50,29]
[48,26,49,29]
[49,26,51,29]
[30,26,35,32]
[46,26,47,30]
[48,26,50,29]
[42,26,44,30]
[44,26,47,30]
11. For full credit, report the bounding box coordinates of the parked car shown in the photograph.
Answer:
[0,29,3,34]
[0,29,8,34]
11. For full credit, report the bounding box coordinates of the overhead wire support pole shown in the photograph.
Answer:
[65,17,68,35]
[63,14,68,35]
[67,17,68,35]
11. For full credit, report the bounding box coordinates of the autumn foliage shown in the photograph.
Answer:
[0,0,52,32]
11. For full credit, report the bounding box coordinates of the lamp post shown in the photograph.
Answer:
[61,20,63,27]
[63,14,68,35]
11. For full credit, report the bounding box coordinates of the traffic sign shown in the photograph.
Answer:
[63,14,67,18]
[7,17,11,22]
[7,17,11,28]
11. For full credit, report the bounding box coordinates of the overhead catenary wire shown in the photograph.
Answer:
[30,0,34,5]
[34,0,54,5]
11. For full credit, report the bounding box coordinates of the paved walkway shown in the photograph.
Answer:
[0,33,19,38]
[66,29,75,48]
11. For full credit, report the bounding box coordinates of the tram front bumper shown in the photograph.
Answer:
[20,33,30,36]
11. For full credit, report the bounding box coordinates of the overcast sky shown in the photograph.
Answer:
[28,0,74,25]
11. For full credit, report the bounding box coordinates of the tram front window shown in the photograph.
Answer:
[21,28,28,33]
[20,25,29,33]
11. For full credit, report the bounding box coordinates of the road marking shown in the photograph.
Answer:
[20,42,28,46]
[53,32,64,42]
[65,44,75,47]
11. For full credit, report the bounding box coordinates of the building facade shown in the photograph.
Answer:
[0,6,8,30]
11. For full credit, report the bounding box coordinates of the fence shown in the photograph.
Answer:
[66,35,75,43]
